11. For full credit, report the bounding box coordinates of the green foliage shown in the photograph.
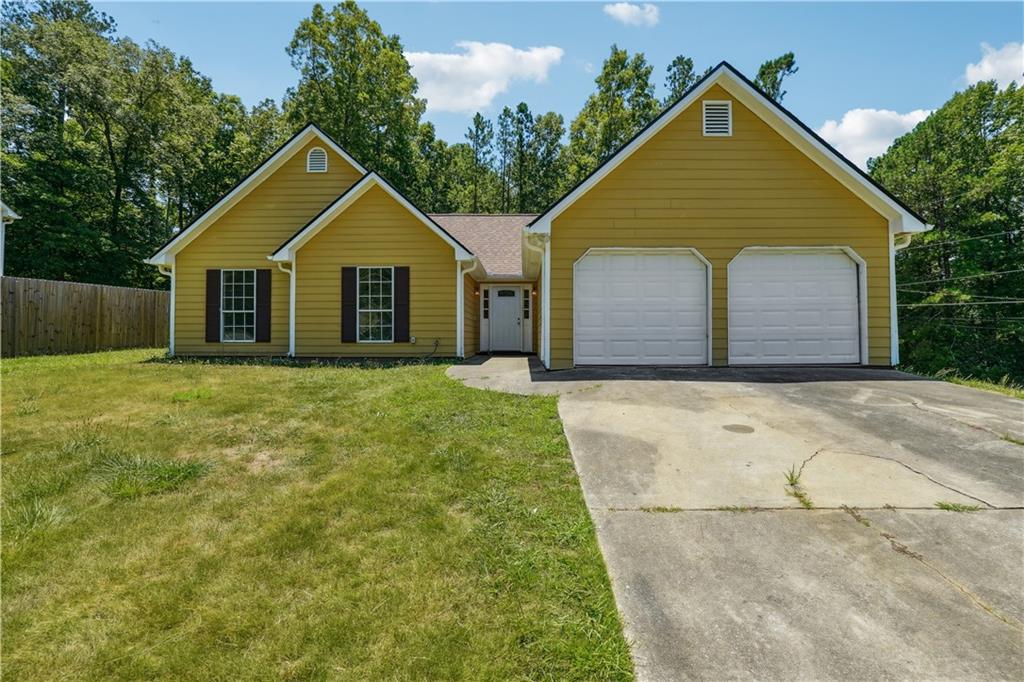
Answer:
[754,52,798,101]
[283,1,423,198]
[664,55,712,105]
[1,0,289,287]
[871,81,1024,382]
[567,45,660,184]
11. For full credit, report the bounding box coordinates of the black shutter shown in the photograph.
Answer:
[341,267,357,342]
[394,266,410,343]
[205,269,221,342]
[255,269,271,342]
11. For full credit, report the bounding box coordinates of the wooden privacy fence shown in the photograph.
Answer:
[1,277,169,357]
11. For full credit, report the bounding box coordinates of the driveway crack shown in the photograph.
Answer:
[802,446,997,509]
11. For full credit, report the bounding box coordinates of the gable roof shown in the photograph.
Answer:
[145,123,367,266]
[270,172,474,262]
[528,61,931,235]
[430,214,535,278]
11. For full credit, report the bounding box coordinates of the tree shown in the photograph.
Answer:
[754,52,798,102]
[283,1,424,195]
[530,111,566,210]
[566,45,659,183]
[496,106,515,212]
[1,0,287,287]
[870,80,1024,381]
[465,113,494,212]
[664,55,712,105]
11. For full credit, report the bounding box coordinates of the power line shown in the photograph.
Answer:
[898,300,1024,307]
[899,229,1022,251]
[897,288,1024,301]
[899,268,1024,286]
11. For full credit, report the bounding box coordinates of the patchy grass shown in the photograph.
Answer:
[2,349,632,680]
[95,452,212,499]
[171,386,213,402]
[928,369,1024,400]
[934,501,982,513]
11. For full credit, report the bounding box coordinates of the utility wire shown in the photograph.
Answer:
[896,288,1024,301]
[898,229,1022,251]
[899,268,1024,286]
[898,300,1024,307]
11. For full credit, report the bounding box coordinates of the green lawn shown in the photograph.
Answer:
[2,350,632,680]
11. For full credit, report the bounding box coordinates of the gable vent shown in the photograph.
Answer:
[306,147,328,173]
[702,101,732,136]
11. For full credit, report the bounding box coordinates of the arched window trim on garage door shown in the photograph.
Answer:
[572,247,714,367]
[726,246,869,366]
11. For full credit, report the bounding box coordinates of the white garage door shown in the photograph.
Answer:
[728,250,861,365]
[575,251,708,365]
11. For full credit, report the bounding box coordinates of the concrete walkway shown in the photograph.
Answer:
[449,357,1024,681]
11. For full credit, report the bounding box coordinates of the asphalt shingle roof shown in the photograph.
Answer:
[429,214,537,278]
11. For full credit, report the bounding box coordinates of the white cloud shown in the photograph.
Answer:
[965,42,1023,88]
[406,42,563,113]
[817,108,932,169]
[603,3,660,27]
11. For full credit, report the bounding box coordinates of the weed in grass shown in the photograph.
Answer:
[95,452,212,499]
[934,501,981,513]
[172,387,213,402]
[5,497,67,537]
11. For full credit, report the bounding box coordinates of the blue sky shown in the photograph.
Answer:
[96,2,1023,166]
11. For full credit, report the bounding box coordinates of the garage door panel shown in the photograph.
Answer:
[575,252,708,365]
[729,251,860,365]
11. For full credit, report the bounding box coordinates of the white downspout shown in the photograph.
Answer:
[461,259,481,357]
[542,237,551,368]
[889,232,914,366]
[523,235,547,366]
[456,260,465,358]
[276,260,295,357]
[158,263,175,356]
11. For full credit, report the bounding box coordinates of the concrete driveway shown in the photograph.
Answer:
[449,357,1024,681]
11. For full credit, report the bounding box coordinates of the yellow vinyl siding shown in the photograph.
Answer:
[549,84,891,368]
[294,185,457,356]
[174,141,362,355]
[463,274,479,356]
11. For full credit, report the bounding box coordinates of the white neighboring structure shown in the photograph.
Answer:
[1,201,22,276]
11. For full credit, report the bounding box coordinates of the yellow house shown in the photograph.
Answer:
[146,63,930,368]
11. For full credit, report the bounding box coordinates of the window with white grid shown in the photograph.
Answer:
[221,269,255,342]
[357,267,394,342]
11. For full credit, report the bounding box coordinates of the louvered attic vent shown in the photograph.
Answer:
[306,147,328,173]
[702,101,732,136]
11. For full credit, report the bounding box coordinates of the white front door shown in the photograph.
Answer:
[574,251,709,365]
[728,250,861,365]
[490,287,522,351]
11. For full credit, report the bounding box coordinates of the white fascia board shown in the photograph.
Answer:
[270,172,474,262]
[147,125,367,266]
[528,65,932,236]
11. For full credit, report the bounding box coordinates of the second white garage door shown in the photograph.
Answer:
[575,250,709,365]
[728,250,861,365]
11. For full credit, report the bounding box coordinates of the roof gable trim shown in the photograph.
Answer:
[269,172,474,262]
[145,124,367,266]
[528,62,930,235]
